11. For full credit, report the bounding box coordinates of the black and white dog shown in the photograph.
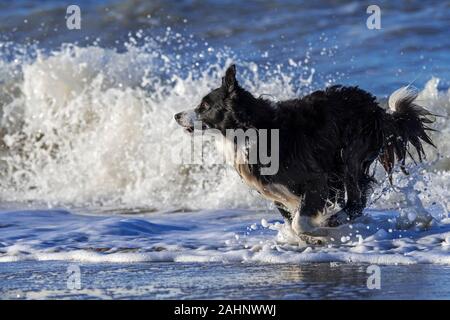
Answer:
[174,65,435,237]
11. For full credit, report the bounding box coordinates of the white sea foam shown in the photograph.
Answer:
[0,44,267,209]
[1,208,450,265]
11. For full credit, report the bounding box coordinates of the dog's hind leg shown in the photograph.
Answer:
[325,145,377,227]
[356,174,375,212]
[327,178,346,208]
[345,166,376,216]
[325,173,374,227]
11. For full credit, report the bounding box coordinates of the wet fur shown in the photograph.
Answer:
[175,65,436,228]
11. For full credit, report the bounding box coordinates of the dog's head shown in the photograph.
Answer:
[174,64,247,134]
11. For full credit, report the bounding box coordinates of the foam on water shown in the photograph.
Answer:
[1,207,450,265]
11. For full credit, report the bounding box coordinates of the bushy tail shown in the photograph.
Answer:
[379,86,436,179]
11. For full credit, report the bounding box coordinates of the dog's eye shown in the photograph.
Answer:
[201,102,210,110]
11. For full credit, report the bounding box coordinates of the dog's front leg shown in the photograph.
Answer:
[292,188,329,237]
[274,202,292,221]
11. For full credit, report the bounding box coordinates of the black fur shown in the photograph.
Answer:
[175,65,436,229]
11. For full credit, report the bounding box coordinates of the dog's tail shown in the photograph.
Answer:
[379,86,436,180]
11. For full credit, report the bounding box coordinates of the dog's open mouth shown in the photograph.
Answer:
[174,111,209,133]
[179,123,209,133]
[183,126,194,134]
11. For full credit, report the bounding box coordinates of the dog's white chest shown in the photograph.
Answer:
[217,138,299,212]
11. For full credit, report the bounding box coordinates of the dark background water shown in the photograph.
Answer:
[0,0,449,95]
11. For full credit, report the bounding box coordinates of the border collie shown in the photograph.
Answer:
[174,65,435,237]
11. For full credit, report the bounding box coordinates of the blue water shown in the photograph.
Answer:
[4,261,450,299]
[1,0,449,94]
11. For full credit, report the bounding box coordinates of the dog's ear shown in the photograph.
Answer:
[222,64,237,93]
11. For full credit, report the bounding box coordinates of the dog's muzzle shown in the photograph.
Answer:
[174,111,196,133]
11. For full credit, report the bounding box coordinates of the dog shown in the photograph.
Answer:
[174,64,435,237]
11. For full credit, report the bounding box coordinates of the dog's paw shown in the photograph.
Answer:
[324,210,351,227]
[292,211,329,237]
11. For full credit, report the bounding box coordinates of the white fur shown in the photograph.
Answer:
[216,136,300,212]
[292,211,329,237]
[215,136,245,165]
[388,86,417,112]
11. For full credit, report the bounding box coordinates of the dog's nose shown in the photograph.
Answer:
[174,112,182,121]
